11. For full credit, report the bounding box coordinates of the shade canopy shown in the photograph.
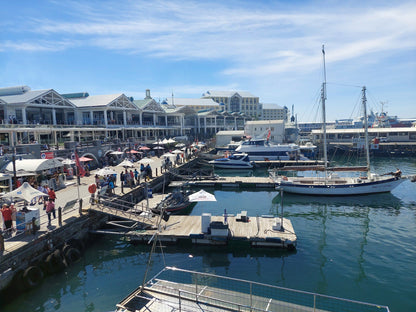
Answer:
[96,167,117,176]
[138,158,154,165]
[79,156,93,162]
[127,150,141,154]
[110,151,124,155]
[162,152,176,158]
[189,189,217,202]
[2,182,46,202]
[139,146,150,151]
[153,146,164,150]
[117,159,134,168]
[4,158,63,173]
[172,149,183,154]
[61,159,75,165]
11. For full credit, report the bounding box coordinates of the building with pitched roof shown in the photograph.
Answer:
[201,90,261,119]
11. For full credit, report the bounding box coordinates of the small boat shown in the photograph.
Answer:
[152,187,195,214]
[208,153,254,169]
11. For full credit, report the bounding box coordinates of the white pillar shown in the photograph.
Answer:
[52,108,57,125]
[22,108,27,125]
[123,111,127,126]
[139,112,142,125]
[90,110,94,125]
[234,117,237,130]
[153,113,156,126]
[104,110,108,126]
[204,117,207,134]
[165,115,168,126]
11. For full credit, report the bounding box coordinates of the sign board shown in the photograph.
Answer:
[41,153,46,159]
[71,153,75,160]
[44,152,54,159]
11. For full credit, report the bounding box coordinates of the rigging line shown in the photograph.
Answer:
[326,81,362,88]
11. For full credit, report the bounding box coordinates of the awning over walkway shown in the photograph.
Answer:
[4,158,63,173]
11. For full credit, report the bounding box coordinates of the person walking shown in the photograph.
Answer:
[1,204,16,230]
[48,187,56,202]
[46,199,56,226]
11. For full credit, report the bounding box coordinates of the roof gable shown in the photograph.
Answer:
[0,89,76,108]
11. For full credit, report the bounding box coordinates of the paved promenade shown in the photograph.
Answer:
[1,155,169,254]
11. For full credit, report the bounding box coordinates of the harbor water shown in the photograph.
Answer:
[1,157,415,312]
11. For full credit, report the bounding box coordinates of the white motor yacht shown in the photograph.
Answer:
[209,153,254,169]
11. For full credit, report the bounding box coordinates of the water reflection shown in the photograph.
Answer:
[277,192,403,209]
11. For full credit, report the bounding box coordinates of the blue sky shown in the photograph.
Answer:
[1,0,415,122]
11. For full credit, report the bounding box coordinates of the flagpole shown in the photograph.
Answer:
[74,148,81,203]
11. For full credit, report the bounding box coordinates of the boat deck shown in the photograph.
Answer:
[116,267,390,312]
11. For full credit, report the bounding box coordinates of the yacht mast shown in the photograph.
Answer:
[362,86,371,174]
[321,45,328,171]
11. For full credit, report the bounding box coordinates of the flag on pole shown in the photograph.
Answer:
[75,151,86,177]
[266,129,271,141]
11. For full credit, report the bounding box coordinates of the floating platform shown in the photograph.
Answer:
[125,214,297,249]
[185,176,276,189]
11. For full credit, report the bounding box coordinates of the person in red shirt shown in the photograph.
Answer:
[1,204,15,229]
[48,188,56,202]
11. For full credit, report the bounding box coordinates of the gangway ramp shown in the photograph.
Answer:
[89,195,161,228]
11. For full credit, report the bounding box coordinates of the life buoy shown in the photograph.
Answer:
[23,265,44,289]
[88,183,97,194]
[65,247,81,265]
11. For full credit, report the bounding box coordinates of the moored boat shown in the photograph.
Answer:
[269,46,406,196]
[208,153,254,169]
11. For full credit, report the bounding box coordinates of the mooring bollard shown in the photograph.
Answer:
[79,198,83,216]
[0,231,4,252]
[58,206,62,226]
[156,168,158,176]
[31,217,37,235]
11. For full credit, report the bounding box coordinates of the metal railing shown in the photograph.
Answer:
[1,196,86,253]
[142,266,390,312]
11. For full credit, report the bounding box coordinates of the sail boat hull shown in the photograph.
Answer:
[275,176,405,196]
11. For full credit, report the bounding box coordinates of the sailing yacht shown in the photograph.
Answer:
[269,46,406,196]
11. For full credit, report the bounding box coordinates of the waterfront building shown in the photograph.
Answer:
[164,97,221,112]
[261,103,288,121]
[201,90,261,119]
[244,120,285,143]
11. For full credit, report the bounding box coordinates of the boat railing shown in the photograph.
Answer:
[141,266,390,312]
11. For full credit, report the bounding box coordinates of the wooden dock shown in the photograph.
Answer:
[125,214,297,249]
[186,176,275,189]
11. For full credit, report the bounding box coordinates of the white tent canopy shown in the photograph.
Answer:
[2,182,45,201]
[4,158,63,173]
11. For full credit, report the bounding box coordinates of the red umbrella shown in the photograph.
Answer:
[127,150,141,154]
[139,146,150,151]
[79,156,93,162]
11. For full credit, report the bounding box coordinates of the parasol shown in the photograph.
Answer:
[117,159,135,168]
[189,189,217,202]
[138,158,154,165]
[96,167,117,176]
[79,156,93,162]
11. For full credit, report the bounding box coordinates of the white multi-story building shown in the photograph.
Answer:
[261,103,288,121]
[201,90,261,119]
